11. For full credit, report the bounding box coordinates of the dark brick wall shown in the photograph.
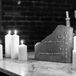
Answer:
[1,0,74,51]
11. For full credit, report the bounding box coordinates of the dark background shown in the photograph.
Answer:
[0,0,75,51]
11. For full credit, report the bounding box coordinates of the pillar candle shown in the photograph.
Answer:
[72,36,76,69]
[0,43,3,59]
[11,30,19,59]
[18,40,27,60]
[5,30,12,58]
[73,36,76,50]
[72,50,76,69]
[66,11,69,18]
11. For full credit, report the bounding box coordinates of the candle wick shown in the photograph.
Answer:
[14,30,17,35]
[8,31,11,35]
[21,40,24,45]
[8,33,11,35]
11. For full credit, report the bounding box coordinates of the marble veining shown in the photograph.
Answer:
[0,59,76,76]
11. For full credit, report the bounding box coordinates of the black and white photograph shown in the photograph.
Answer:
[0,0,76,76]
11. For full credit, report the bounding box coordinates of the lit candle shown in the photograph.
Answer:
[74,36,76,50]
[11,30,19,59]
[5,30,12,58]
[18,40,27,60]
[72,50,76,69]
[72,36,76,69]
[0,41,3,59]
[66,11,69,18]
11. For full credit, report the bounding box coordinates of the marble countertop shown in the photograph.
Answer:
[0,58,76,76]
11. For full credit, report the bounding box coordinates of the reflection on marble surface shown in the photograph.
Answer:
[0,59,76,76]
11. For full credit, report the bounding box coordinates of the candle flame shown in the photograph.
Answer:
[8,30,11,35]
[21,40,24,44]
[14,30,17,35]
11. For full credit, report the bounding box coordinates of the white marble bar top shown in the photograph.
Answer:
[0,58,76,76]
